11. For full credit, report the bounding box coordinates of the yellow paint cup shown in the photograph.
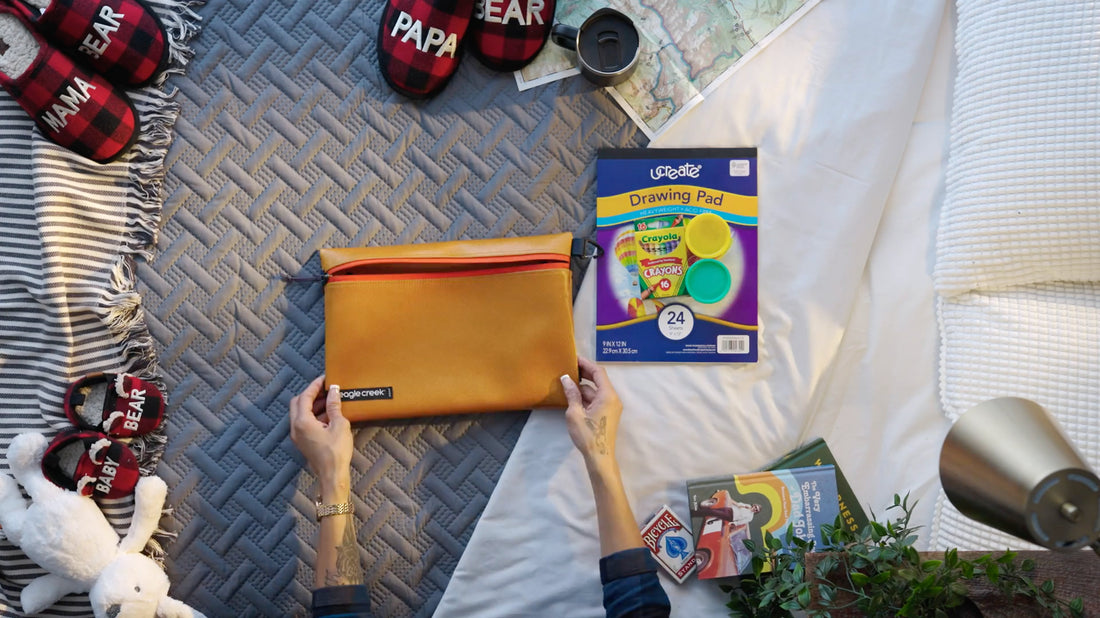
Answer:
[685,212,732,259]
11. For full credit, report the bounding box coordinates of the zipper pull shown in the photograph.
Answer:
[281,273,329,283]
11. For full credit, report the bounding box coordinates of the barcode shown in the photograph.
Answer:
[717,335,749,354]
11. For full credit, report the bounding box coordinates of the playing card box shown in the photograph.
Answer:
[639,504,696,583]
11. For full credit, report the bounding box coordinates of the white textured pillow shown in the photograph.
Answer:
[934,0,1100,297]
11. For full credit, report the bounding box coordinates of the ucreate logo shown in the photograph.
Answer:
[341,387,394,402]
[650,163,702,181]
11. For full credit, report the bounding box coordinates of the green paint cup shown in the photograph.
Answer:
[685,258,732,304]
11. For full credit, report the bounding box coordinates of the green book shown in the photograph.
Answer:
[766,437,869,535]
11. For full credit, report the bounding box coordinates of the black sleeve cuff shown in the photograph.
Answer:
[312,584,372,616]
[599,547,659,585]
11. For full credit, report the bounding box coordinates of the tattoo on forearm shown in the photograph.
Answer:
[325,519,364,587]
[586,417,608,455]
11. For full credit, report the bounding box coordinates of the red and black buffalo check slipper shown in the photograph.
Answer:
[5,0,169,87]
[377,0,474,98]
[64,372,166,439]
[0,4,138,162]
[468,0,554,71]
[42,428,141,498]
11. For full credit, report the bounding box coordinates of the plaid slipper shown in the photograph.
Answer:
[377,0,474,98]
[0,5,138,162]
[64,372,165,438]
[468,0,554,71]
[5,0,169,87]
[42,428,141,498]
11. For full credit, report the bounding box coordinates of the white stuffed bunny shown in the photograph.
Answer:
[0,432,205,617]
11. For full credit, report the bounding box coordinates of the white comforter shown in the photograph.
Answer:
[438,1,956,615]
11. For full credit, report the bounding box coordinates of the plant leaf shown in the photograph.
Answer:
[985,562,1000,582]
[948,581,969,598]
[849,571,870,587]
[897,567,919,582]
[797,585,811,608]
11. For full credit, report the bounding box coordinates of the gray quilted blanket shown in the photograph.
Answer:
[149,0,643,615]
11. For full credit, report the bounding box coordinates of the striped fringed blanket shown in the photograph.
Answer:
[0,1,200,615]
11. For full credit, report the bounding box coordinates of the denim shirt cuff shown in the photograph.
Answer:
[313,584,372,614]
[599,547,659,585]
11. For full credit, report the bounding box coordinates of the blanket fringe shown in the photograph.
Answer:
[125,89,180,259]
[104,257,168,474]
[114,90,176,471]
[146,512,180,567]
[104,0,205,474]
[150,0,204,86]
[121,0,205,255]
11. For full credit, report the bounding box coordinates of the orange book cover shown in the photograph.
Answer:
[686,465,839,579]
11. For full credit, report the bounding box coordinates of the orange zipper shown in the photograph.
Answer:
[326,253,569,281]
[330,262,566,282]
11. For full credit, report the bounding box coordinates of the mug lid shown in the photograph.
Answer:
[577,9,639,75]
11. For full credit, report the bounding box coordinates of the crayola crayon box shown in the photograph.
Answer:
[595,148,758,363]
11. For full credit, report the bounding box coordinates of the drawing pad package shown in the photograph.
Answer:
[595,148,758,363]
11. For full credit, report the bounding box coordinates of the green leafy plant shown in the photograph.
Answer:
[722,493,1085,618]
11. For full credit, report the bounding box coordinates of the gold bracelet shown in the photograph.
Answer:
[315,499,353,520]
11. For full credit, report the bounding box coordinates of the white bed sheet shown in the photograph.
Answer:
[436,1,955,616]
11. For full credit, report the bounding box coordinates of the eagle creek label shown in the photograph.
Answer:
[341,387,394,402]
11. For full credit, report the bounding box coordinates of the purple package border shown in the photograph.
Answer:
[595,148,759,363]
